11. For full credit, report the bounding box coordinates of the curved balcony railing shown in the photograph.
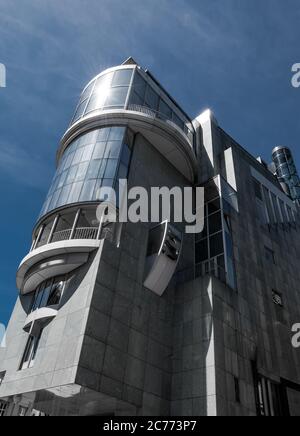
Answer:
[127,104,194,146]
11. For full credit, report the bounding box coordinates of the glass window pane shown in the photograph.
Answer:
[57,171,68,189]
[87,160,101,179]
[73,148,84,165]
[93,142,107,160]
[159,99,172,118]
[66,165,78,184]
[112,69,133,87]
[40,280,53,308]
[81,144,94,162]
[105,141,122,159]
[104,159,118,179]
[208,212,222,235]
[196,239,208,263]
[47,279,64,306]
[56,185,71,208]
[145,86,159,110]
[68,182,83,204]
[72,100,87,122]
[208,198,221,215]
[49,189,61,211]
[82,130,98,145]
[76,162,89,181]
[97,128,110,142]
[93,72,113,94]
[79,179,97,202]
[85,93,105,113]
[129,91,143,106]
[133,72,146,99]
[209,232,224,258]
[108,126,126,141]
[104,87,129,107]
[63,152,75,170]
[80,80,95,103]
[98,160,107,179]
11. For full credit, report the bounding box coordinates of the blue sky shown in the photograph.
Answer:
[0,0,300,325]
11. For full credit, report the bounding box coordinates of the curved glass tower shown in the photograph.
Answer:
[272,146,300,201]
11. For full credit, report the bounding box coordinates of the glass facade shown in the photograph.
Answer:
[30,276,66,312]
[70,67,195,146]
[195,179,237,290]
[127,71,194,143]
[71,69,134,124]
[272,147,300,201]
[40,126,133,218]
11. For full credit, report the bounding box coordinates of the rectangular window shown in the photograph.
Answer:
[19,331,42,370]
[255,374,287,416]
[253,179,262,200]
[234,377,241,403]
[195,239,208,264]
[18,406,28,417]
[0,401,7,417]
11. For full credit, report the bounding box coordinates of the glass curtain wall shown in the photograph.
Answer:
[40,126,133,218]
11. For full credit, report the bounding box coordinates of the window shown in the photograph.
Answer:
[19,331,42,370]
[272,290,283,307]
[111,69,133,87]
[265,246,276,264]
[31,276,65,312]
[0,401,7,417]
[39,126,133,218]
[253,179,262,200]
[104,87,129,108]
[254,373,287,416]
[18,406,28,417]
[0,371,5,386]
[234,377,241,403]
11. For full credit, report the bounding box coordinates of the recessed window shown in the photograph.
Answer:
[18,406,28,417]
[253,179,262,200]
[234,377,241,403]
[19,330,43,370]
[31,276,65,313]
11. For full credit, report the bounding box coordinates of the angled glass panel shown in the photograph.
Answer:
[111,69,133,87]
[104,87,129,107]
[79,179,97,202]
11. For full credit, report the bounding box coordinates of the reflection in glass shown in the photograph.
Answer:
[39,126,132,218]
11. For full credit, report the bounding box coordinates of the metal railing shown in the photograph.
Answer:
[51,229,72,243]
[35,227,100,248]
[72,227,99,240]
[127,104,194,145]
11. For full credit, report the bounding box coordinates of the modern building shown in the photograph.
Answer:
[1,58,300,416]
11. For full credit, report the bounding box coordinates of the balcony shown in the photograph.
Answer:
[49,227,99,245]
[17,206,104,294]
[127,104,194,146]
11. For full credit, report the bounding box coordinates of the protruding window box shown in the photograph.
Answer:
[23,306,58,333]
